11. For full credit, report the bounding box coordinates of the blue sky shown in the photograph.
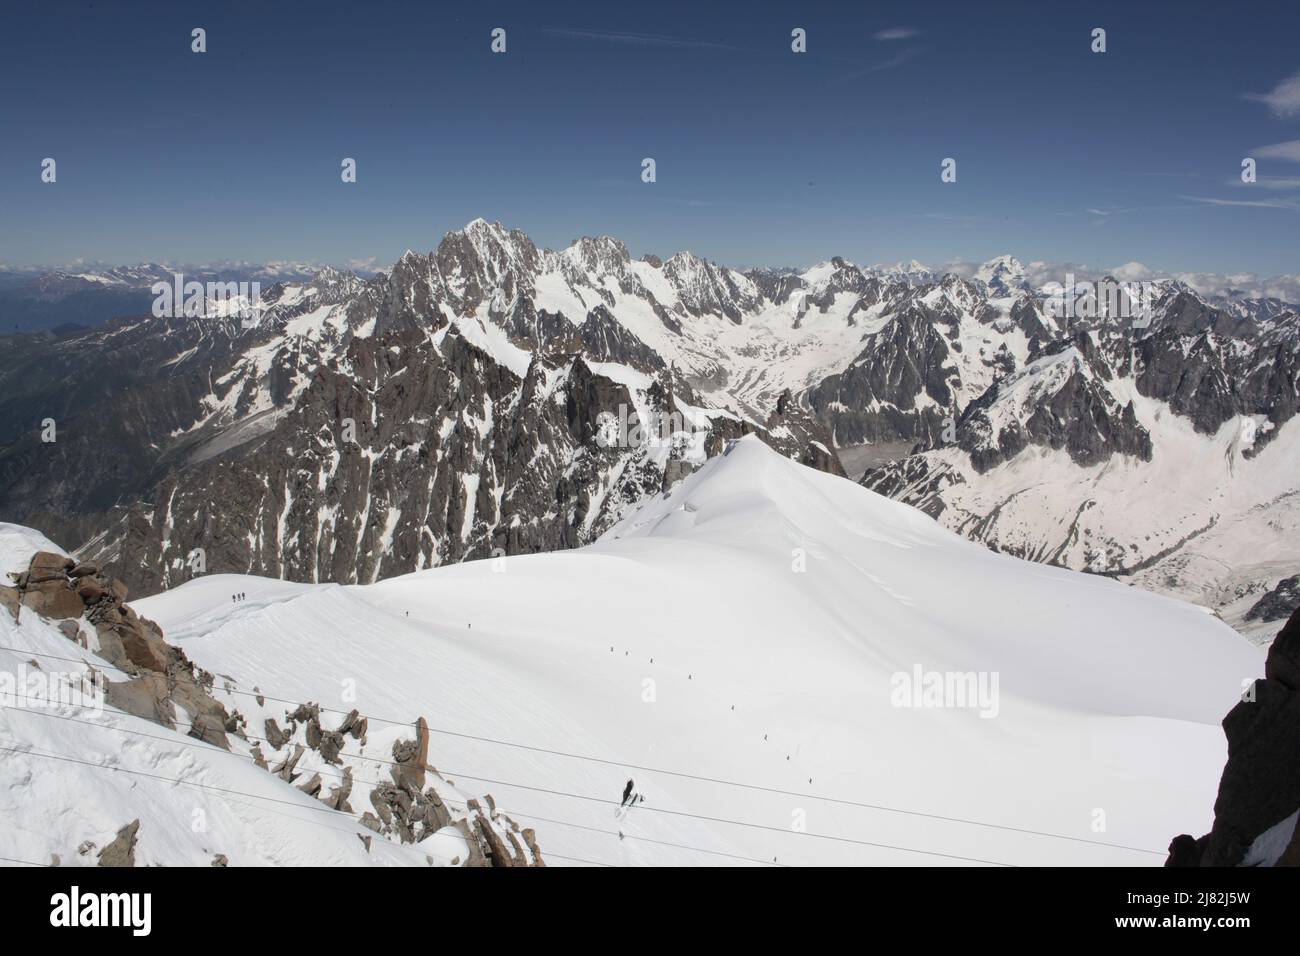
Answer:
[1,0,1298,274]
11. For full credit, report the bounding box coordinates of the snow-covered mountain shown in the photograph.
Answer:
[8,262,328,298]
[861,294,1300,643]
[0,439,1268,866]
[0,261,331,334]
[974,255,1030,296]
[0,219,1296,638]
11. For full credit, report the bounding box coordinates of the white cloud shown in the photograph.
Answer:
[1184,194,1299,210]
[936,259,977,278]
[1245,69,1300,117]
[873,27,919,41]
[1237,176,1300,190]
[1253,139,1300,163]
[1170,270,1300,302]
[906,256,1300,305]
[1110,262,1152,281]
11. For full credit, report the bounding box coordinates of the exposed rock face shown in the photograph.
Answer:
[97,819,140,868]
[1133,305,1299,449]
[264,718,291,749]
[1246,576,1300,624]
[391,717,431,794]
[243,694,539,865]
[1166,607,1300,866]
[54,326,833,597]
[0,221,847,598]
[764,389,846,477]
[809,303,958,447]
[364,723,450,846]
[2,548,234,750]
[956,334,1152,473]
[14,551,85,619]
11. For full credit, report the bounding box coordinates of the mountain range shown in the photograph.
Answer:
[0,261,334,335]
[0,219,1296,639]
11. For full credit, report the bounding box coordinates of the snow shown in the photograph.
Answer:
[0,593,421,867]
[5,217,1288,865]
[585,361,654,395]
[281,303,343,341]
[460,474,480,540]
[628,259,680,310]
[530,271,590,327]
[29,437,1250,868]
[0,524,67,581]
[905,390,1300,638]
[454,312,533,378]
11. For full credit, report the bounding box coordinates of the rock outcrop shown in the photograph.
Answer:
[1166,607,1300,866]
[96,819,140,868]
[4,532,543,868]
[2,550,234,749]
[1246,575,1300,625]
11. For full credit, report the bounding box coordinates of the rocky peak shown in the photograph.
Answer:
[1167,607,1300,866]
[664,251,753,321]
[808,303,959,447]
[432,219,539,313]
[563,235,632,276]
[958,334,1150,472]
[1,543,234,749]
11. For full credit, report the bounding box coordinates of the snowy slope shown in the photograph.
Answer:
[118,437,1262,867]
[0,593,422,868]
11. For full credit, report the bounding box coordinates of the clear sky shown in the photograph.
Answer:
[1,0,1298,275]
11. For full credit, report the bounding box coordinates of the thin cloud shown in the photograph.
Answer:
[1118,170,1202,179]
[1083,204,1171,222]
[652,196,802,211]
[1227,175,1300,190]
[872,47,921,71]
[874,28,920,41]
[542,28,740,52]
[833,47,922,82]
[1253,139,1300,163]
[1085,207,1120,226]
[1244,69,1300,117]
[1184,194,1300,210]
